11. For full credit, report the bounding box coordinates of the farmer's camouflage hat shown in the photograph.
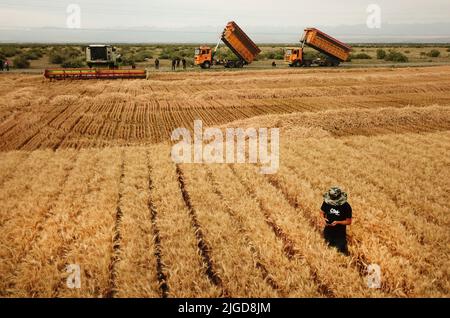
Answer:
[323,186,348,206]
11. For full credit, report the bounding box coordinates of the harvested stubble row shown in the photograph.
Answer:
[1,67,450,150]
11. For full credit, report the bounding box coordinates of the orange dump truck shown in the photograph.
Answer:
[195,21,261,69]
[285,28,351,67]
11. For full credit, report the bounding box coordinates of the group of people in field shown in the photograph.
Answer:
[171,57,187,71]
[153,57,187,71]
[153,57,280,71]
[0,59,10,71]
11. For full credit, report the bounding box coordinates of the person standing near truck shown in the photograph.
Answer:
[171,58,176,71]
[4,60,9,71]
[182,58,186,70]
[0,58,3,71]
[154,58,160,70]
[320,187,353,255]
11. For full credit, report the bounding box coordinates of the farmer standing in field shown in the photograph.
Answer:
[171,58,176,71]
[320,187,353,256]
[154,58,160,70]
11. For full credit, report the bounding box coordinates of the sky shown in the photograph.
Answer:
[1,0,450,43]
[1,0,450,29]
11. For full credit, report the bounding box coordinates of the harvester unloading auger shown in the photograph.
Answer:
[44,45,147,80]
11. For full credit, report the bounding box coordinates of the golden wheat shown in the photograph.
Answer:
[0,66,449,297]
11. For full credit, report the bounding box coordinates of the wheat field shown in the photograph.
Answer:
[0,66,449,298]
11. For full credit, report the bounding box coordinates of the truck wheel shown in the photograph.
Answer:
[226,61,235,68]
[303,60,312,67]
[325,59,339,67]
[294,60,301,67]
[235,60,243,68]
[203,61,211,69]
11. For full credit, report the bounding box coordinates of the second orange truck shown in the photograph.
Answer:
[285,28,352,67]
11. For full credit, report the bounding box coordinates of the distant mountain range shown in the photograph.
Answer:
[1,23,450,44]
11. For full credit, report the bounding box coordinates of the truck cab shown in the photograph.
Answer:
[85,45,120,69]
[195,46,213,69]
[285,48,304,67]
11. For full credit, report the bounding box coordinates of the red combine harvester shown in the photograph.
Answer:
[44,68,146,80]
[44,45,147,80]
